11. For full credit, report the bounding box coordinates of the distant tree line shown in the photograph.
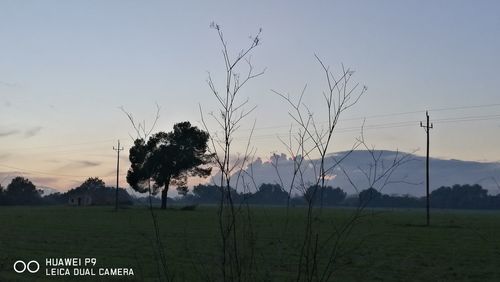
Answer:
[172,183,500,210]
[0,177,42,205]
[0,177,132,206]
[1,177,499,209]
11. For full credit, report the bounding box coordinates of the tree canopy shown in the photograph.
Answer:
[431,184,489,209]
[127,121,213,209]
[304,185,347,206]
[250,183,288,205]
[59,177,132,206]
[4,176,42,205]
[79,177,106,190]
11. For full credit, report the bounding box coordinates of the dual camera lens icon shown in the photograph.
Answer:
[13,260,40,273]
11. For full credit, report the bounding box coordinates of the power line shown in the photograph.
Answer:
[341,102,500,121]
[232,113,500,141]
[215,102,500,134]
[429,103,500,112]
[434,114,500,123]
[1,103,499,162]
[0,164,90,178]
[0,163,127,179]
[3,138,120,151]
[3,103,498,153]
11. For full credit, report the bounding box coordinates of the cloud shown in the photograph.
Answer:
[61,160,102,170]
[0,171,80,191]
[0,80,18,87]
[0,130,19,137]
[0,172,15,186]
[76,160,101,167]
[0,153,11,160]
[104,169,118,177]
[0,173,61,188]
[24,126,43,138]
[0,126,43,138]
[27,176,61,187]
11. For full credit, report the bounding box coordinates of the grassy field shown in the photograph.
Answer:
[0,205,499,281]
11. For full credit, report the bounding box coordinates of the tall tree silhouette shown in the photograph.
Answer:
[79,177,106,190]
[5,176,41,205]
[0,183,5,204]
[127,121,212,209]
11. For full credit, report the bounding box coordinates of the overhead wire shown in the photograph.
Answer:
[213,102,500,134]
[233,113,500,141]
[1,102,499,179]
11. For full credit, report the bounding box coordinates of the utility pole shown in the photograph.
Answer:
[420,111,433,226]
[113,140,124,211]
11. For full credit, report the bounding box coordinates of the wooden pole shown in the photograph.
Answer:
[113,140,124,211]
[420,111,433,226]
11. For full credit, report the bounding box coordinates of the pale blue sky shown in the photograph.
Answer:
[1,0,499,190]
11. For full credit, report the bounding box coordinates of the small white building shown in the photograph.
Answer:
[68,194,92,206]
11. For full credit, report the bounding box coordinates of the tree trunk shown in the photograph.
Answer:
[161,183,170,209]
[161,188,167,209]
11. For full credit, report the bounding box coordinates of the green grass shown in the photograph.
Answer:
[0,206,499,281]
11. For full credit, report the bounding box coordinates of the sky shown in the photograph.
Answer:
[1,0,499,191]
